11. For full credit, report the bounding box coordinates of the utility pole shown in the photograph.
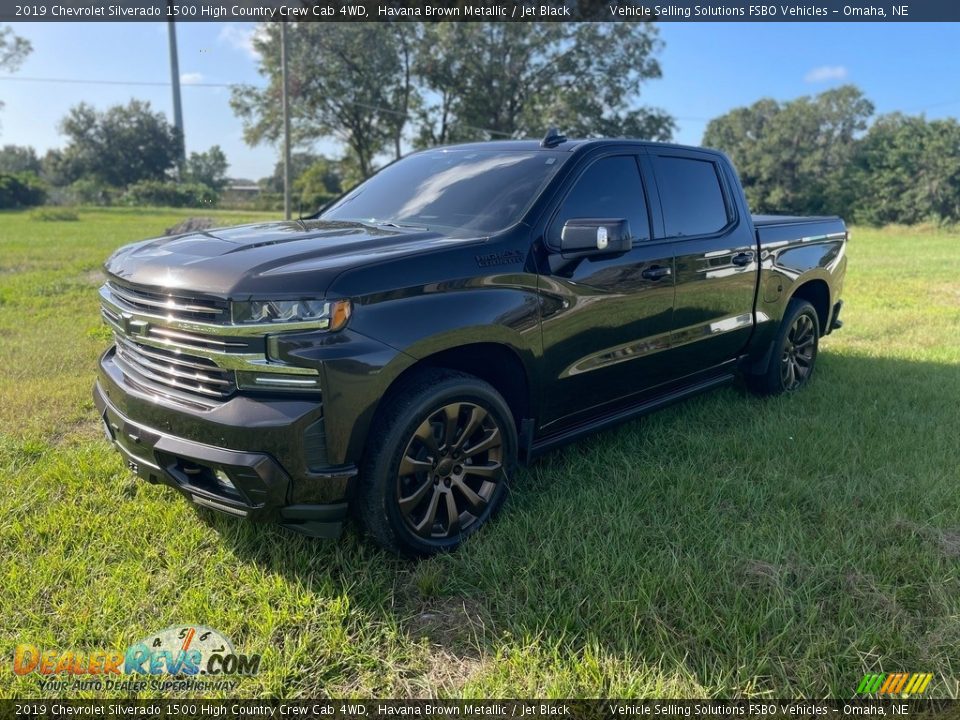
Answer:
[280,21,292,220]
[167,4,186,178]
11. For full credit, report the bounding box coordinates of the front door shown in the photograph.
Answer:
[537,152,676,429]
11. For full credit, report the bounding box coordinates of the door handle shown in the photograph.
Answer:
[641,265,672,281]
[731,252,754,267]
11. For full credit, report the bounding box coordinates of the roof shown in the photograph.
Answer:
[433,138,717,155]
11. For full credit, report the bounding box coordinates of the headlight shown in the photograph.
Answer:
[231,298,352,330]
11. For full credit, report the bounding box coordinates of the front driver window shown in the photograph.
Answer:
[549,155,651,246]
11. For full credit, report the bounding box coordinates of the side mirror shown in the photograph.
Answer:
[560,219,632,258]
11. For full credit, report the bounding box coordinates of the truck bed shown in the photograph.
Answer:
[751,214,841,227]
[752,214,847,247]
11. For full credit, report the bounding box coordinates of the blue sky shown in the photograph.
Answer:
[1,21,959,179]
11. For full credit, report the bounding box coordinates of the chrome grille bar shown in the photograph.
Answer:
[107,281,226,318]
[100,280,322,404]
[113,344,232,399]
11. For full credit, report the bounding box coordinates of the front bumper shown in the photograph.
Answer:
[94,349,356,538]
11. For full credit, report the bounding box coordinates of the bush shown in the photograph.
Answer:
[122,180,218,208]
[62,178,118,206]
[30,208,80,222]
[0,172,47,209]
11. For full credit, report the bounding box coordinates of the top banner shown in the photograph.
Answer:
[2,0,959,22]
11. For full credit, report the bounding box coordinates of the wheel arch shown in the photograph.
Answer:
[376,342,533,429]
[787,277,831,336]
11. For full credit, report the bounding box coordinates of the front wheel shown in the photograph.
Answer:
[749,298,820,396]
[357,369,516,557]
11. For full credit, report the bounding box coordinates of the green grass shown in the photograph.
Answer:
[1,211,958,699]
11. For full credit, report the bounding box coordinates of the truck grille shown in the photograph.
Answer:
[106,280,228,323]
[113,334,235,401]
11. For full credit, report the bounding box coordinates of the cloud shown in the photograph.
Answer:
[804,65,848,83]
[180,72,204,85]
[218,23,264,60]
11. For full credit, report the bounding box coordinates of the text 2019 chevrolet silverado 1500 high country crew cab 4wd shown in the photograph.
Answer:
[94,134,847,556]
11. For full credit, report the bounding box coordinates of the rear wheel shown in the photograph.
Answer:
[749,298,820,396]
[358,369,516,557]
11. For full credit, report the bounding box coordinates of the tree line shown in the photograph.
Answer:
[2,20,958,225]
[703,85,960,225]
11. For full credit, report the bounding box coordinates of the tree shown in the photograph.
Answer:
[231,23,419,179]
[259,151,324,193]
[55,100,183,187]
[0,144,41,175]
[0,26,32,120]
[293,156,343,213]
[185,145,229,191]
[414,24,673,147]
[850,114,960,225]
[702,86,873,216]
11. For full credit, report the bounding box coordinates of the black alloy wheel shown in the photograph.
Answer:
[396,402,504,539]
[358,369,516,557]
[747,297,820,396]
[781,312,817,391]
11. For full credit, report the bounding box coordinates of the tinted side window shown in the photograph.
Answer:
[654,156,730,237]
[549,156,650,245]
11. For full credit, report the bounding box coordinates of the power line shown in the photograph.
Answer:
[0,74,232,87]
[0,73,516,137]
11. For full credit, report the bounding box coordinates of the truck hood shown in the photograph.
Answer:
[104,219,482,298]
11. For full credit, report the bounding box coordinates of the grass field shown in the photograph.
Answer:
[1,208,958,699]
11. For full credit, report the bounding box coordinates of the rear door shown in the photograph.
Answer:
[648,149,757,374]
[536,150,676,428]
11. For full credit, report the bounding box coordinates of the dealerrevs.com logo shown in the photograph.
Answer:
[13,625,260,693]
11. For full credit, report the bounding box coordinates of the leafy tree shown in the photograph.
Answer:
[185,145,229,191]
[259,151,324,193]
[0,172,46,208]
[703,86,873,216]
[0,25,32,121]
[414,24,673,147]
[231,23,418,179]
[850,114,960,225]
[293,157,343,213]
[55,101,183,188]
[0,144,41,175]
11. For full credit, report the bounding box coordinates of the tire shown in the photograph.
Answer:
[357,369,517,557]
[749,298,820,396]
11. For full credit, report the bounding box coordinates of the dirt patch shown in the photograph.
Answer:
[844,570,902,617]
[403,597,487,696]
[406,596,486,648]
[165,217,219,236]
[893,519,960,560]
[937,531,960,559]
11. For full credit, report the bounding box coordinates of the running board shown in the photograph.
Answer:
[528,373,736,459]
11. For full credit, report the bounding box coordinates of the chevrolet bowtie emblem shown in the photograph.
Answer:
[121,313,149,336]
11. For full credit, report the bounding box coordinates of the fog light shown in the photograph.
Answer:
[214,469,236,490]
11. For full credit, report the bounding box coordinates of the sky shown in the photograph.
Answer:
[1,21,959,180]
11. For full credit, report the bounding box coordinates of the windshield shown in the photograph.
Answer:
[321,149,567,234]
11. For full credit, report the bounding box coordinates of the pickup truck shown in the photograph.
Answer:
[94,134,847,556]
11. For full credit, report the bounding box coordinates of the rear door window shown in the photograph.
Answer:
[653,156,731,237]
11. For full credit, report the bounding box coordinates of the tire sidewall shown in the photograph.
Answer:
[367,374,516,556]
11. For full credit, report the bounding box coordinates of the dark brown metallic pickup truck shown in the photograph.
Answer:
[95,135,847,556]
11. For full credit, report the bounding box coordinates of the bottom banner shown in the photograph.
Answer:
[2,700,958,720]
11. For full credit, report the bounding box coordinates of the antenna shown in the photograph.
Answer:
[540,127,567,149]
